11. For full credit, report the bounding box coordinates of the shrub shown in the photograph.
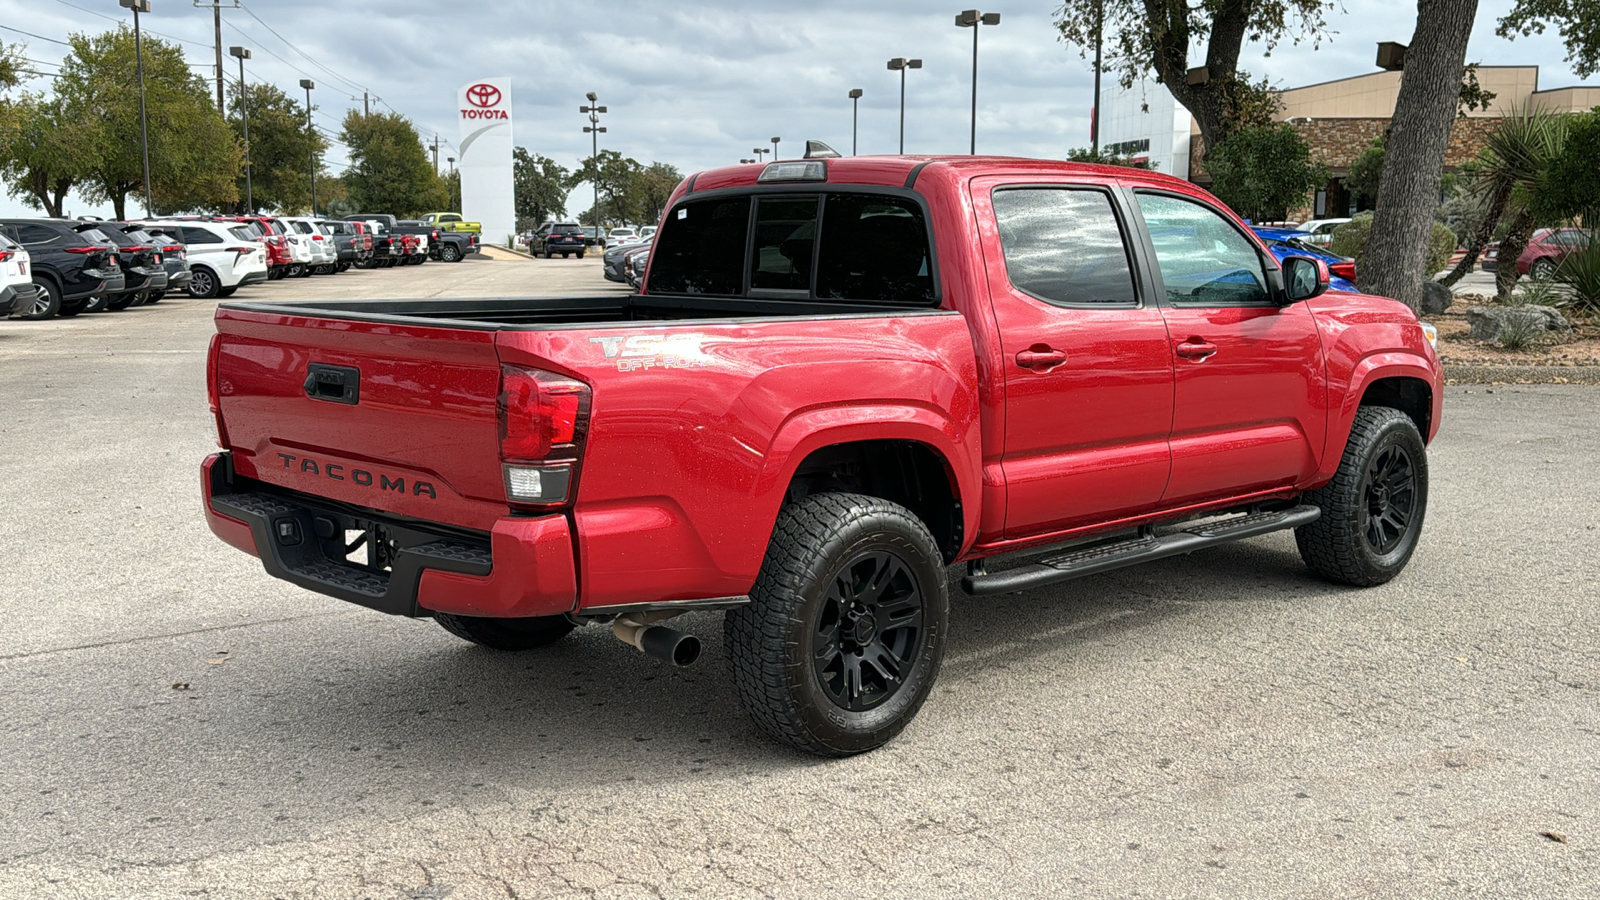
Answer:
[1497,313,1542,350]
[1330,212,1458,277]
[1506,275,1568,309]
[1555,238,1600,315]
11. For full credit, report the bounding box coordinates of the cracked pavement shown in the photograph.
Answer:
[1,258,1597,897]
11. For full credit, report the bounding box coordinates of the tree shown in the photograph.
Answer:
[0,41,20,92]
[1534,108,1600,219]
[1066,146,1153,167]
[512,147,569,225]
[340,110,444,217]
[1499,1,1600,78]
[0,93,85,217]
[631,161,683,225]
[1345,137,1385,208]
[229,82,325,214]
[1054,0,1331,156]
[55,27,239,219]
[1204,124,1327,222]
[1359,0,1480,311]
[1436,107,1568,289]
[570,149,643,225]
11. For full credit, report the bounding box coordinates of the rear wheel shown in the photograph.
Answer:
[22,278,62,319]
[1297,406,1428,586]
[106,292,135,311]
[83,294,108,313]
[216,286,238,298]
[1531,257,1558,280]
[188,266,219,299]
[434,613,575,651]
[576,252,585,260]
[144,290,164,304]
[725,492,948,757]
[439,243,461,262]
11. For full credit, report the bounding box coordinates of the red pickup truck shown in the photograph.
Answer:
[202,155,1442,756]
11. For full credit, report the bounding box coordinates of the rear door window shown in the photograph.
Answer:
[751,195,818,293]
[815,194,933,305]
[16,224,60,245]
[990,188,1137,307]
[647,196,752,296]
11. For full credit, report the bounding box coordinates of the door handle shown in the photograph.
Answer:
[1175,339,1218,361]
[1015,347,1068,371]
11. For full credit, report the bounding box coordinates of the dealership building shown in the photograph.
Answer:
[1097,57,1600,221]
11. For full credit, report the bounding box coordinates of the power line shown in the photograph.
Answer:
[221,20,322,85]
[49,0,213,50]
[0,23,73,46]
[237,2,373,97]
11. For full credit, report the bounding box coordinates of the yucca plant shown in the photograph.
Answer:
[1506,274,1569,309]
[1497,313,1543,350]
[1555,238,1600,315]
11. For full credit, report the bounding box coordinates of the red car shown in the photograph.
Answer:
[222,215,292,280]
[202,154,1442,756]
[1482,227,1592,278]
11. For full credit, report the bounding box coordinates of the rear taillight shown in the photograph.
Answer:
[312,234,324,241]
[229,246,253,257]
[162,245,184,253]
[206,333,229,448]
[498,365,591,507]
[0,250,10,263]
[64,246,100,254]
[1329,261,1356,280]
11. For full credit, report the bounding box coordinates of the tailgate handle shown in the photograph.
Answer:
[304,364,360,405]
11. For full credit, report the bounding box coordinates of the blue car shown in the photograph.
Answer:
[1251,226,1358,292]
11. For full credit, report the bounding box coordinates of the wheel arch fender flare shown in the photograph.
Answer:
[756,403,984,557]
[1316,352,1442,484]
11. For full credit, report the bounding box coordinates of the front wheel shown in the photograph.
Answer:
[434,613,575,651]
[1297,406,1429,586]
[725,492,948,757]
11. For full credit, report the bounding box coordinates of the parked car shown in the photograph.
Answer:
[1297,217,1352,248]
[1482,227,1592,279]
[221,216,293,279]
[0,218,126,318]
[278,217,340,275]
[531,222,588,258]
[396,220,474,262]
[201,154,1442,757]
[0,232,41,318]
[580,225,605,247]
[342,217,404,267]
[602,233,652,282]
[624,245,650,287]
[91,221,167,310]
[419,212,481,235]
[638,226,657,240]
[115,222,191,302]
[321,221,371,271]
[1250,226,1357,292]
[608,227,638,245]
[142,220,268,299]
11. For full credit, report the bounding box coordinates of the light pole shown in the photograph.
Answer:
[886,57,922,154]
[121,0,153,217]
[229,45,252,213]
[752,147,769,164]
[299,79,316,214]
[770,136,781,160]
[848,88,863,155]
[740,158,755,164]
[580,92,607,230]
[446,156,456,211]
[955,9,1001,155]
[1091,0,1103,155]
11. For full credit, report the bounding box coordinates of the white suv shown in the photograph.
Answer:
[142,221,268,299]
[0,232,41,318]
[279,217,339,274]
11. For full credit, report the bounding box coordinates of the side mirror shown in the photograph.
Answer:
[1282,255,1330,303]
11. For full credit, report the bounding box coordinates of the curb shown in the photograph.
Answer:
[1443,363,1600,384]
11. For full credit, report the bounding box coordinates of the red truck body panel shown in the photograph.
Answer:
[206,154,1442,621]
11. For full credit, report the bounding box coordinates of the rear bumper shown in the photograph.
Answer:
[2,282,40,316]
[202,452,577,618]
[238,270,269,287]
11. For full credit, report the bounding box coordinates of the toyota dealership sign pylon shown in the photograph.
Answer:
[456,77,515,245]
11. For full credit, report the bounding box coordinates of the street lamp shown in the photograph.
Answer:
[580,92,607,231]
[120,0,153,217]
[299,79,315,215]
[752,147,769,163]
[740,158,755,164]
[886,57,922,154]
[228,45,252,212]
[848,88,863,156]
[446,156,456,211]
[770,136,781,160]
[954,9,1001,155]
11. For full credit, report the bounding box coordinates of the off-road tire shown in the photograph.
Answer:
[433,613,576,651]
[1297,406,1428,587]
[23,278,62,319]
[725,492,948,757]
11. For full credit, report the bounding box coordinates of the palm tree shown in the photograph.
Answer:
[1437,107,1568,295]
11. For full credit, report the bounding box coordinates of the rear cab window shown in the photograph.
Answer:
[648,190,935,307]
[990,188,1138,307]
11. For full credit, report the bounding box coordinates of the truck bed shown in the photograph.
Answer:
[220,294,912,328]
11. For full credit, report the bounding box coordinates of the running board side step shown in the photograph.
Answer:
[962,505,1322,596]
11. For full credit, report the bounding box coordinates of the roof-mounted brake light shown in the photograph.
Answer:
[758,160,827,183]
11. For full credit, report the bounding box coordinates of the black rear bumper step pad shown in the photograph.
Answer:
[210,490,492,617]
[963,505,1321,596]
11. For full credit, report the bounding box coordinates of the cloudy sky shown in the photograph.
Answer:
[0,0,1588,218]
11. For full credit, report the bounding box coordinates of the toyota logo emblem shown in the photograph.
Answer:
[466,83,501,108]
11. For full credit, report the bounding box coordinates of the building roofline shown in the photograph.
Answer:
[1276,64,1538,95]
[1531,84,1600,94]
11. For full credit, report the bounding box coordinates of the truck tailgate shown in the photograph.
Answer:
[214,306,507,532]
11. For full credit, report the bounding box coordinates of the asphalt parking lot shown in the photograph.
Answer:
[2,255,1596,898]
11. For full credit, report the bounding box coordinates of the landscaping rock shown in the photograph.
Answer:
[1420,281,1453,315]
[1466,305,1572,342]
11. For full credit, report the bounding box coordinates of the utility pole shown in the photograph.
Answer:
[230,46,252,212]
[1092,0,1103,155]
[193,1,238,113]
[430,134,440,175]
[363,92,370,116]
[121,1,153,218]
[300,79,316,215]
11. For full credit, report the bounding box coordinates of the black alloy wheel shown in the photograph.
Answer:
[812,550,926,712]
[1361,444,1417,555]
[1297,406,1428,586]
